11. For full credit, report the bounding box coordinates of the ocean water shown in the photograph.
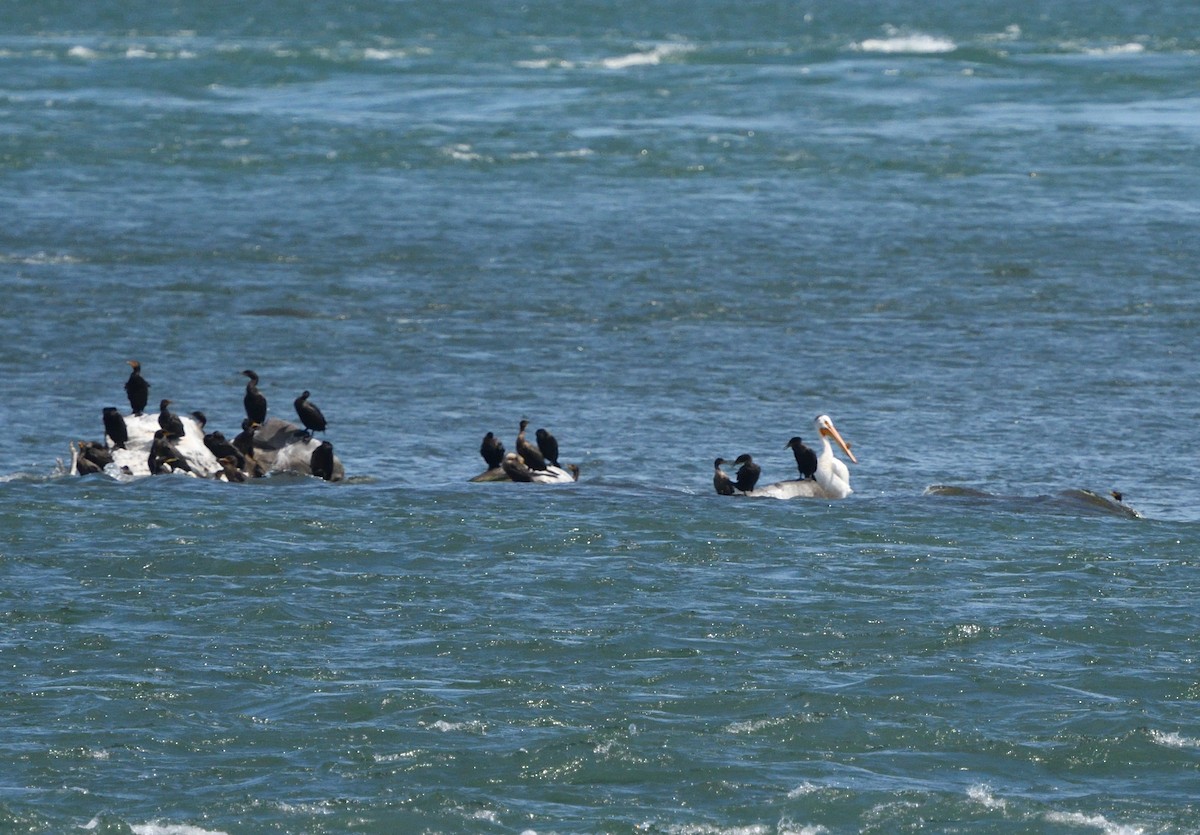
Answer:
[3,2,1200,832]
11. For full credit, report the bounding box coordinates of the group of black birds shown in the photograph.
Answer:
[477,419,580,482]
[74,361,335,481]
[712,436,819,495]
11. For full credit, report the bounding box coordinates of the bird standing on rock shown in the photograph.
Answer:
[294,390,327,437]
[535,428,560,468]
[124,360,149,415]
[480,432,506,470]
[713,458,735,496]
[733,454,760,493]
[158,399,185,439]
[102,407,128,450]
[243,370,268,424]
[516,419,546,470]
[310,441,336,481]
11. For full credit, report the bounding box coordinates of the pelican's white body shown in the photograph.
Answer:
[746,414,856,500]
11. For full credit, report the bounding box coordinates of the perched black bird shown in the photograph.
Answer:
[191,411,207,430]
[158,399,185,439]
[233,419,258,458]
[713,457,735,496]
[232,419,265,478]
[294,390,326,436]
[242,370,268,424]
[124,360,149,415]
[516,419,546,470]
[310,440,336,481]
[733,453,760,493]
[535,428,560,468]
[78,440,113,469]
[203,430,245,470]
[501,452,535,482]
[785,436,819,480]
[149,429,191,475]
[480,432,506,469]
[75,441,112,475]
[75,448,104,475]
[217,456,246,483]
[102,407,128,450]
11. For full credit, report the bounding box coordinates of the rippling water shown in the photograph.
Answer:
[4,2,1200,832]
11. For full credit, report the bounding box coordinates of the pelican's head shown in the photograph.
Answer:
[814,414,857,464]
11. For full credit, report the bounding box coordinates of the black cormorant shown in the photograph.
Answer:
[76,441,112,474]
[217,456,246,483]
[124,360,149,415]
[501,452,535,482]
[102,407,128,450]
[191,411,207,430]
[75,448,103,475]
[204,430,245,469]
[786,436,819,480]
[148,429,190,475]
[535,428,560,467]
[733,454,760,493]
[516,419,546,470]
[233,419,258,458]
[294,390,326,436]
[480,432,506,469]
[243,370,268,424]
[232,419,265,477]
[157,399,185,439]
[310,440,335,481]
[713,458,735,496]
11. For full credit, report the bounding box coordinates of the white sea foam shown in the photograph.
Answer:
[787,782,824,798]
[967,784,1007,810]
[1043,811,1147,835]
[778,823,829,835]
[67,45,98,59]
[84,822,229,835]
[1082,43,1145,56]
[426,718,487,733]
[1149,729,1200,748]
[660,825,771,835]
[598,42,694,70]
[726,716,790,734]
[855,33,957,54]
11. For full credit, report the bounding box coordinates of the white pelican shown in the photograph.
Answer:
[747,414,857,500]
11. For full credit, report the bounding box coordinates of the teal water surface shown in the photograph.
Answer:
[3,2,1200,832]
